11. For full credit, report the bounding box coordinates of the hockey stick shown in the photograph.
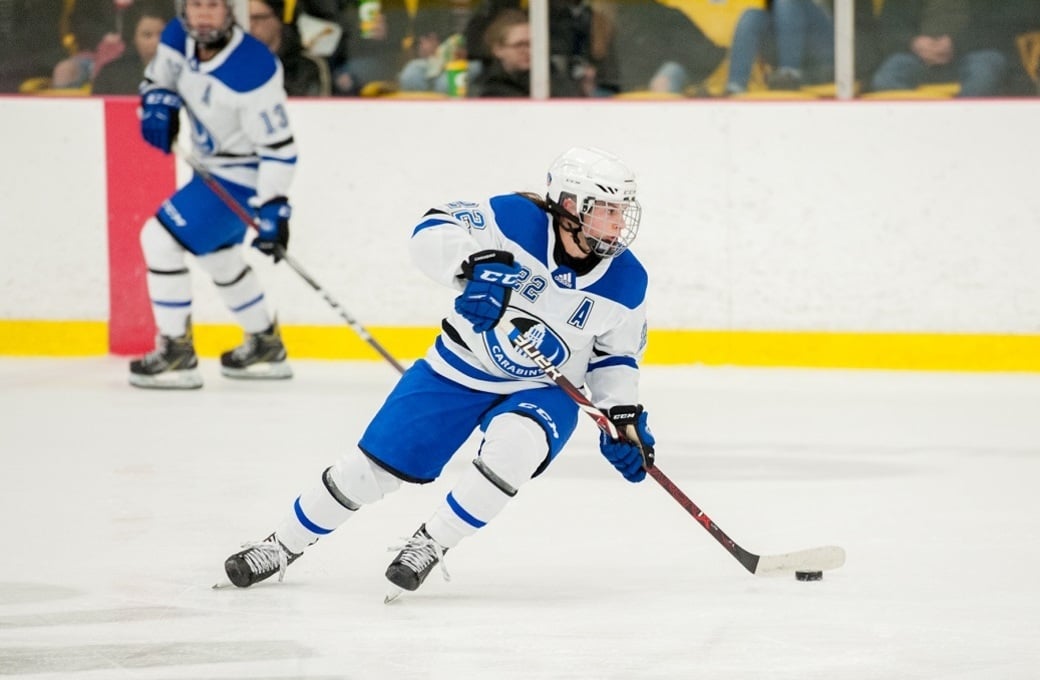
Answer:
[173,147,407,373]
[510,332,846,576]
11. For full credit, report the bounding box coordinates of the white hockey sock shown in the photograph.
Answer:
[148,270,192,337]
[276,451,402,554]
[425,465,509,549]
[195,247,273,334]
[276,480,357,554]
[426,414,548,549]
[140,218,192,337]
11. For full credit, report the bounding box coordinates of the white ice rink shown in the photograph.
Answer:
[2,357,1039,679]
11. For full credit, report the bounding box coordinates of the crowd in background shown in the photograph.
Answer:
[2,0,1040,98]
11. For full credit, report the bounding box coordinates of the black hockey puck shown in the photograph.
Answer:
[795,571,823,581]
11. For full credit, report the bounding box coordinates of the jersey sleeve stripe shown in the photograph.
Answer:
[266,137,295,149]
[259,155,298,164]
[412,217,457,235]
[587,355,638,371]
[215,161,260,170]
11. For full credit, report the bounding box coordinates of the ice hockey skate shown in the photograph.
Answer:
[220,321,292,380]
[384,524,449,603]
[223,534,301,588]
[129,328,202,390]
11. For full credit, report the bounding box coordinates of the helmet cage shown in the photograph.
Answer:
[574,195,642,258]
[546,147,641,258]
[178,0,235,46]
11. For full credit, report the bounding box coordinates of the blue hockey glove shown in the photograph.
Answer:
[454,250,522,333]
[252,197,291,262]
[140,89,181,153]
[598,405,656,483]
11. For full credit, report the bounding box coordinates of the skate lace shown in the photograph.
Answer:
[140,335,195,370]
[240,539,290,582]
[389,534,451,583]
[231,335,260,361]
[138,336,171,368]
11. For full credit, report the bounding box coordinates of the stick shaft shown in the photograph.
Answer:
[175,148,407,373]
[277,250,406,373]
[511,333,761,573]
[645,466,759,572]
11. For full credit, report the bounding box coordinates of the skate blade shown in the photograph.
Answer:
[129,369,203,390]
[383,586,404,604]
[220,362,293,380]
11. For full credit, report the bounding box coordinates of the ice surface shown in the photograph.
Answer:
[2,358,1039,679]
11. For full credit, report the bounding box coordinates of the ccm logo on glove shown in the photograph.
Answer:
[598,404,655,483]
[252,197,291,262]
[140,88,182,154]
[454,250,522,333]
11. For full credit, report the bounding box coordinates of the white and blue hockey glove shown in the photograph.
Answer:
[253,197,291,262]
[455,250,522,333]
[140,89,181,153]
[599,405,656,483]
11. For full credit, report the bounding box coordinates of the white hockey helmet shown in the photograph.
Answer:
[545,147,641,258]
[178,0,236,46]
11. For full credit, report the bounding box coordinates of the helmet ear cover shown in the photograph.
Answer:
[547,191,581,227]
[178,0,236,46]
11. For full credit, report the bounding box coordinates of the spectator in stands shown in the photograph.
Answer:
[51,0,122,90]
[298,0,349,75]
[397,0,473,93]
[327,0,411,95]
[249,0,331,96]
[465,0,618,96]
[609,0,726,94]
[870,0,1015,97]
[726,0,838,94]
[468,8,588,97]
[397,27,463,94]
[93,0,173,95]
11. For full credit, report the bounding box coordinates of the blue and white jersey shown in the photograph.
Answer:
[410,193,649,409]
[144,21,297,204]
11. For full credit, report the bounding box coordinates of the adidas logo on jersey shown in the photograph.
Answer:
[551,267,576,289]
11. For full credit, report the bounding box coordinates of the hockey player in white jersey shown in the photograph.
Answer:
[222,147,656,597]
[129,0,297,389]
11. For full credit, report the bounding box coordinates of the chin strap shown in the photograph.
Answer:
[552,225,601,276]
[565,225,592,256]
[546,198,595,257]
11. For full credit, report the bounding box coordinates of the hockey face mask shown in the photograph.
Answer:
[180,0,235,46]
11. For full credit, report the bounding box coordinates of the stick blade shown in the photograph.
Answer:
[754,545,846,575]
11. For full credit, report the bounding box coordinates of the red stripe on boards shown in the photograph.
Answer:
[104,98,175,355]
